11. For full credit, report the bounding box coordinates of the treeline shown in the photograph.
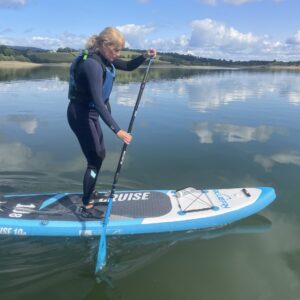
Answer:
[0,45,78,63]
[1,44,300,67]
[157,51,300,67]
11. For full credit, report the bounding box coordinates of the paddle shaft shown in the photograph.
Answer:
[110,58,153,195]
[95,58,154,273]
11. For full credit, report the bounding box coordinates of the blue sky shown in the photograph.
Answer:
[0,0,300,61]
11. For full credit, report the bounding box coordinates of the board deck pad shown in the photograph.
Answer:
[0,187,276,237]
[0,191,172,221]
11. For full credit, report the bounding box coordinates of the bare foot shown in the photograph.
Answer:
[84,204,93,209]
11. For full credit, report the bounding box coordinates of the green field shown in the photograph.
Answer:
[1,45,299,67]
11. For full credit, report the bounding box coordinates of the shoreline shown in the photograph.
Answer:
[0,61,70,68]
[1,60,300,70]
[0,61,42,68]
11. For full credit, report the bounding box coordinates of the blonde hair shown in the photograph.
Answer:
[86,27,125,51]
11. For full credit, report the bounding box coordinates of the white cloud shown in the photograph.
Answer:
[286,30,300,45]
[0,32,87,50]
[0,0,26,9]
[150,35,189,52]
[117,24,155,49]
[190,19,259,51]
[186,19,300,61]
[117,20,299,61]
[2,20,300,60]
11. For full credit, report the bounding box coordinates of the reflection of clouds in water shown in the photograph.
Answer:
[0,142,49,171]
[0,115,38,134]
[0,79,68,118]
[0,140,131,173]
[278,75,300,105]
[0,139,138,191]
[257,211,300,295]
[119,210,300,299]
[145,72,300,112]
[184,73,272,112]
[228,211,300,298]
[113,83,153,107]
[112,72,300,113]
[254,151,300,171]
[187,77,252,112]
[215,124,284,143]
[287,92,300,105]
[193,122,213,144]
[1,72,300,112]
[0,79,67,94]
[113,80,187,107]
[193,122,283,144]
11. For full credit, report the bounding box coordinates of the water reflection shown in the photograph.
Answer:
[0,212,299,300]
[287,92,300,105]
[0,114,38,134]
[193,122,285,144]
[0,65,230,83]
[254,151,300,171]
[0,138,137,193]
[1,67,300,112]
[0,66,300,299]
[0,215,273,300]
[0,66,70,82]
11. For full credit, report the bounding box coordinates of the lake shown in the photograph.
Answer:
[0,65,299,299]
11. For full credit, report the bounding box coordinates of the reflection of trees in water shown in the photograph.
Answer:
[116,68,222,83]
[2,65,300,83]
[0,66,70,82]
[0,66,233,83]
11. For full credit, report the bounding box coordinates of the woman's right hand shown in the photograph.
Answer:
[117,130,132,145]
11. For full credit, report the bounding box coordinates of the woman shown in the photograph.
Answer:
[67,27,156,218]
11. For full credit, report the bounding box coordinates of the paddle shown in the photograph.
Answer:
[95,57,154,274]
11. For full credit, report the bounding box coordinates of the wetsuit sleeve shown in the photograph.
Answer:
[113,55,146,71]
[83,59,121,134]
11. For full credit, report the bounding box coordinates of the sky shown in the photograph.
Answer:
[0,0,300,61]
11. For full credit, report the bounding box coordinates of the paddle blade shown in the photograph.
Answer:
[95,234,107,273]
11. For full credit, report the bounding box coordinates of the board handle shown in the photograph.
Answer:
[242,188,251,197]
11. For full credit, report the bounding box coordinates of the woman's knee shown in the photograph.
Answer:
[87,150,105,170]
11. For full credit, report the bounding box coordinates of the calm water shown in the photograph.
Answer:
[0,66,299,299]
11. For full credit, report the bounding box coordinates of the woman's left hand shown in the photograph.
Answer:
[116,129,132,145]
[144,48,157,59]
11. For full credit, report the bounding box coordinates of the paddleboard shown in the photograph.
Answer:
[0,187,275,237]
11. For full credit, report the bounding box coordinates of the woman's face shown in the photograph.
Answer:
[101,43,123,62]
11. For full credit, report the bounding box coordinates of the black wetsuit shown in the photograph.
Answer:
[67,52,146,205]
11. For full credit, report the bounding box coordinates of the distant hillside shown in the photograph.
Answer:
[9,46,49,52]
[1,45,300,67]
[0,45,79,63]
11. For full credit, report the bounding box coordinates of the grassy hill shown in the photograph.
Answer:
[1,45,300,67]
